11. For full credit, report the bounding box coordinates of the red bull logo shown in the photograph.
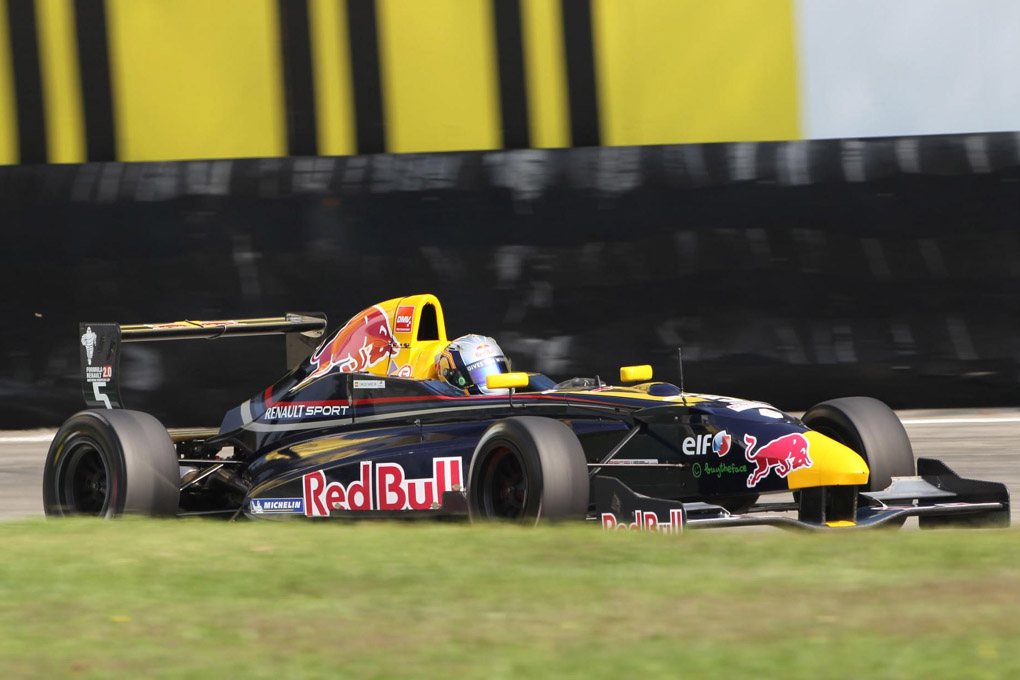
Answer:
[301,305,397,386]
[743,432,813,487]
[601,509,684,534]
[303,457,463,516]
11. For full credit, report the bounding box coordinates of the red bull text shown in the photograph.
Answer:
[303,457,463,516]
[601,510,684,534]
[743,432,813,488]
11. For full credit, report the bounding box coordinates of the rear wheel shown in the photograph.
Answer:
[43,409,180,518]
[468,417,589,525]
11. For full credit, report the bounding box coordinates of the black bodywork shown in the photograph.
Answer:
[70,308,1010,531]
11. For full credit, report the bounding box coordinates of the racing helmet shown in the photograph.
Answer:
[435,335,511,395]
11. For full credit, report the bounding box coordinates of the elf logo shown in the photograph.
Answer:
[681,430,731,457]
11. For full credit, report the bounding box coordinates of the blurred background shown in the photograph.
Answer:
[1,0,1019,426]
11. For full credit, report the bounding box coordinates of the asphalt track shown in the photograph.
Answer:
[2,408,1019,524]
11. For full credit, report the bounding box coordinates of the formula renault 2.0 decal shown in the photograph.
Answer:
[743,433,813,488]
[303,457,463,516]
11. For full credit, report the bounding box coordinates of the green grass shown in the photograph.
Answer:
[0,520,1018,679]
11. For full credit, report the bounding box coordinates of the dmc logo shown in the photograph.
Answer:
[743,432,813,488]
[394,306,414,334]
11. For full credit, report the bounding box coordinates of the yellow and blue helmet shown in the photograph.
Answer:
[435,335,511,395]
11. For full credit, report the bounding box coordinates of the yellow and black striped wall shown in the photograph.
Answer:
[0,0,806,164]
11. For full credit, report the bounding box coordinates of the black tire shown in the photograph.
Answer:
[467,417,589,525]
[43,409,180,518]
[802,397,915,493]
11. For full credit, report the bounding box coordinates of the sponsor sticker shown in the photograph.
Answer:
[146,320,239,330]
[726,400,774,413]
[303,457,463,516]
[250,498,304,514]
[473,343,497,359]
[394,306,415,334]
[713,430,732,456]
[702,461,749,479]
[353,379,385,389]
[681,434,710,456]
[84,365,113,384]
[605,459,658,465]
[743,432,813,488]
[601,509,684,534]
[264,404,350,420]
[80,327,98,365]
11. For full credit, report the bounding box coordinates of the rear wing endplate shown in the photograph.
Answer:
[79,314,326,409]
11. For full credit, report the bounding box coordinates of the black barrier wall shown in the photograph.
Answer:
[2,133,1020,427]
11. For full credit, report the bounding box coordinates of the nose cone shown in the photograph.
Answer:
[786,430,869,489]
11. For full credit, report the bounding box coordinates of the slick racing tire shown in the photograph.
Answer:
[468,417,589,525]
[802,397,915,493]
[43,409,180,518]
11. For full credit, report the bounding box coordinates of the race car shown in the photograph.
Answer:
[45,294,1010,531]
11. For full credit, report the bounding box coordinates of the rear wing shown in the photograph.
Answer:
[79,314,327,409]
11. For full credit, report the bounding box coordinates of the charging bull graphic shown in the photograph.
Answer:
[298,305,398,388]
[743,432,812,488]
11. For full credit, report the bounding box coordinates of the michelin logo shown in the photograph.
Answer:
[81,327,97,365]
[250,498,304,514]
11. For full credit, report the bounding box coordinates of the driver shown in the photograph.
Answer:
[435,335,512,395]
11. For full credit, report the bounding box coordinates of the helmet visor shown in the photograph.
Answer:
[466,356,510,390]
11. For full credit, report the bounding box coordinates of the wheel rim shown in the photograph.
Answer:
[480,446,527,519]
[60,440,110,516]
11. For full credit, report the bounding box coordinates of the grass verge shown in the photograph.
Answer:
[0,519,1018,679]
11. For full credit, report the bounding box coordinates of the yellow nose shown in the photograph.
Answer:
[786,430,870,489]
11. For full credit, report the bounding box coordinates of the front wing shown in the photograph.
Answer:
[594,458,1010,532]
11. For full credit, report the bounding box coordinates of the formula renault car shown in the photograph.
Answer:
[46,294,1009,531]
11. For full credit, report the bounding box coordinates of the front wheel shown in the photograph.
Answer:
[802,397,915,493]
[467,417,589,525]
[43,409,181,518]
